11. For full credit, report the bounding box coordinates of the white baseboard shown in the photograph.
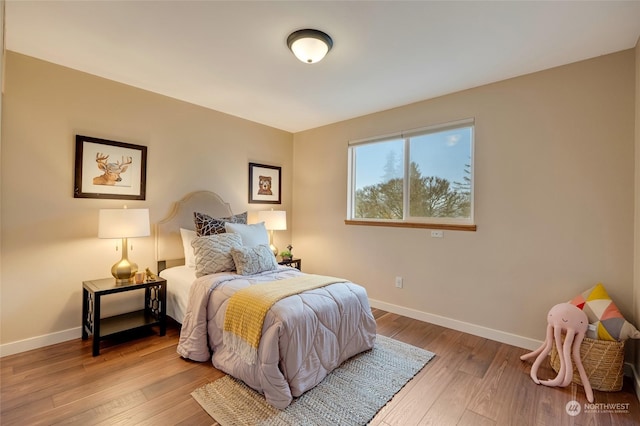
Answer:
[1,302,540,357]
[5,301,540,357]
[0,326,81,358]
[369,298,543,351]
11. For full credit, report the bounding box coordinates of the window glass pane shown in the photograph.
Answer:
[353,139,404,219]
[408,126,472,219]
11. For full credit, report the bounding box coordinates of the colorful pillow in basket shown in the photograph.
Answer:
[569,283,640,341]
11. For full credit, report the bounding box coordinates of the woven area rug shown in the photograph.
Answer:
[191,335,435,426]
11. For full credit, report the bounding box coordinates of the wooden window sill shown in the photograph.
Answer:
[344,220,476,232]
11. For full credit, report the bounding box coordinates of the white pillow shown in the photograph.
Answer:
[224,222,269,248]
[180,228,197,268]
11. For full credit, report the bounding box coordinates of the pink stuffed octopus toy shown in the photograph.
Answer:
[520,303,594,403]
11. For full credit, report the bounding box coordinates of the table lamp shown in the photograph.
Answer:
[257,210,287,256]
[98,207,150,284]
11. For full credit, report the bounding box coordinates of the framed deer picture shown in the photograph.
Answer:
[74,135,147,200]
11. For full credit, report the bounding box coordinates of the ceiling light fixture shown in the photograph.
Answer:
[287,29,333,64]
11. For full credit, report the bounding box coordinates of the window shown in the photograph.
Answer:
[347,119,475,230]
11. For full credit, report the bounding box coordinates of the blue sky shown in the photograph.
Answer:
[354,126,473,190]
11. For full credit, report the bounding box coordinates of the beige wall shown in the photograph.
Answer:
[293,50,636,347]
[0,52,293,347]
[1,47,638,359]
[0,1,4,344]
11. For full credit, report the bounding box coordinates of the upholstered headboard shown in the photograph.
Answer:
[155,191,233,271]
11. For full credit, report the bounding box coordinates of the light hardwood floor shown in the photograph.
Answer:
[1,309,638,425]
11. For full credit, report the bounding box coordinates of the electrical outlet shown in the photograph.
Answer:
[395,276,403,288]
[431,230,444,238]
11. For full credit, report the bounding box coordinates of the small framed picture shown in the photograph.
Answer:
[74,135,147,200]
[248,162,281,204]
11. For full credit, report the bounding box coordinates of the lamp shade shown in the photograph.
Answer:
[258,210,287,231]
[287,29,333,64]
[98,208,150,239]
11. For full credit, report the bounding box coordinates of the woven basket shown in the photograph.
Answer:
[550,336,624,392]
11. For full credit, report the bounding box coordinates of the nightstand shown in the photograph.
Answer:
[278,257,302,271]
[82,277,167,356]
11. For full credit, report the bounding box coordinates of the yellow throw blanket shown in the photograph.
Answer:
[223,274,345,365]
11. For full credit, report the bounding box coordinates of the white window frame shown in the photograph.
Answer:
[346,118,475,230]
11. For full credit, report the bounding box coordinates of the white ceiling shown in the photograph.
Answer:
[5,1,640,133]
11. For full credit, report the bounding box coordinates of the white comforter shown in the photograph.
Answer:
[177,267,376,409]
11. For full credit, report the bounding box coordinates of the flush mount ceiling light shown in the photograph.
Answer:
[287,29,333,64]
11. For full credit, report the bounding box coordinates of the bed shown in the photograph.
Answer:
[156,191,377,409]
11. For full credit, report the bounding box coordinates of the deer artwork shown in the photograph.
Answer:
[93,153,133,186]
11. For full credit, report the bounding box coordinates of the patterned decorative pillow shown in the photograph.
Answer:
[224,222,269,248]
[194,211,247,236]
[230,244,278,276]
[191,233,243,277]
[569,283,640,341]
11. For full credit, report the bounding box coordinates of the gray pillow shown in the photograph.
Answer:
[230,244,278,276]
[192,233,243,277]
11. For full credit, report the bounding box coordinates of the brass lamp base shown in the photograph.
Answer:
[111,259,138,284]
[268,230,278,256]
[111,237,138,284]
